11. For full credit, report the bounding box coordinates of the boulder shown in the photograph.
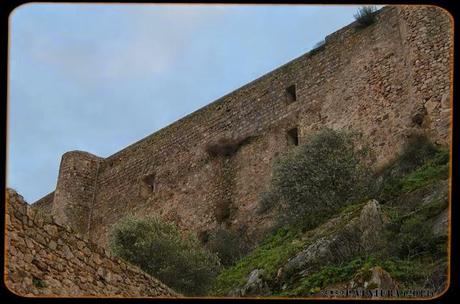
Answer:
[368,266,396,290]
[279,200,386,283]
[229,269,271,296]
[431,208,448,237]
[349,266,396,291]
[359,199,387,252]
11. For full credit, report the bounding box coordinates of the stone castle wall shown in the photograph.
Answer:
[5,189,177,297]
[33,6,452,247]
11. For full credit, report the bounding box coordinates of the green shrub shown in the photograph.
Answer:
[397,214,438,259]
[375,135,447,201]
[354,6,377,28]
[384,198,448,260]
[278,253,447,296]
[109,216,221,295]
[400,162,448,193]
[271,128,373,229]
[206,228,249,267]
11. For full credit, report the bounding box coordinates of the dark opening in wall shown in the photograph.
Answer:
[286,85,297,103]
[215,200,232,224]
[140,173,156,197]
[287,128,299,146]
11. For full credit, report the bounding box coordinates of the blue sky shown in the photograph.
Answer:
[8,3,368,203]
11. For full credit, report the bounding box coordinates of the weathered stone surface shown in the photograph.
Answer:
[359,199,387,252]
[368,267,397,290]
[61,244,74,260]
[44,224,58,237]
[279,200,386,282]
[432,208,448,237]
[48,240,57,250]
[441,93,450,109]
[349,266,397,291]
[230,269,271,296]
[5,189,177,297]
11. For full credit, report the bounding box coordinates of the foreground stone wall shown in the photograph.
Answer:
[33,5,452,247]
[5,189,177,297]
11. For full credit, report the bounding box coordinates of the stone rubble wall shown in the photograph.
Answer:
[31,191,54,214]
[5,189,177,297]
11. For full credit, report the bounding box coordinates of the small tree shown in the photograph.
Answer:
[354,6,377,28]
[271,128,373,228]
[109,216,221,295]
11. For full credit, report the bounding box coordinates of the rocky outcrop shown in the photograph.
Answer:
[360,199,387,252]
[229,269,271,297]
[5,189,178,297]
[278,199,387,283]
[431,208,448,237]
[350,266,397,290]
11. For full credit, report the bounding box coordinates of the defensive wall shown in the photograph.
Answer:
[32,5,452,248]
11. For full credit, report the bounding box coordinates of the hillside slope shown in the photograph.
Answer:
[211,146,449,299]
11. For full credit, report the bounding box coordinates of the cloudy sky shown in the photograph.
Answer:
[8,3,368,203]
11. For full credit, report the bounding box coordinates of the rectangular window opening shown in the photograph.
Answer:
[142,173,156,193]
[286,84,297,103]
[287,128,299,146]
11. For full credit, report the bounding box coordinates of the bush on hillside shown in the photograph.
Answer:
[109,216,221,295]
[271,128,374,229]
[206,228,249,267]
[383,194,448,260]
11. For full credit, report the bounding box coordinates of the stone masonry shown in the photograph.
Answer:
[32,6,452,248]
[5,189,178,297]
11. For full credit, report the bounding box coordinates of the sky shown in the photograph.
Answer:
[8,3,370,203]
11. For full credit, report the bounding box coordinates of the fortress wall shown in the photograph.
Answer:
[52,151,102,236]
[398,6,452,144]
[32,191,54,214]
[34,6,451,246]
[5,189,177,297]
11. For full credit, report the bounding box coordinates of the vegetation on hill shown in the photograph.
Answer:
[211,130,449,297]
[109,129,449,298]
[269,128,374,230]
[206,228,250,267]
[109,216,221,296]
